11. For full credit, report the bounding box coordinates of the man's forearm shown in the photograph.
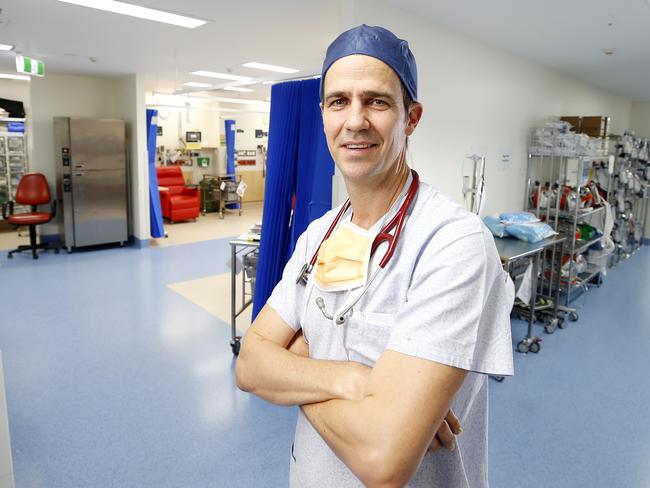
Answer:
[236,331,367,406]
[301,396,401,487]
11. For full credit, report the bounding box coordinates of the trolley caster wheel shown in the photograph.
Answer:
[491,375,505,383]
[201,211,206,216]
[529,341,541,354]
[569,312,579,322]
[238,211,242,216]
[230,337,241,356]
[7,254,12,259]
[54,248,60,254]
[516,341,529,353]
[544,319,558,334]
[219,212,224,220]
[557,317,567,329]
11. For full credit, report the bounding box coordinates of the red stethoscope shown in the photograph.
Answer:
[296,169,420,325]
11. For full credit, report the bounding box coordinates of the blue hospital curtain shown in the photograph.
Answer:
[224,119,239,209]
[147,109,165,238]
[252,78,335,319]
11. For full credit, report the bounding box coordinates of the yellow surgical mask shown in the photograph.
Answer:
[313,221,373,292]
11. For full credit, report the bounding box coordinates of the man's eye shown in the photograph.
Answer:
[371,99,387,106]
[330,99,346,106]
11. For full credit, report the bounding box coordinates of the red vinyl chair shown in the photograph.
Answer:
[156,166,200,223]
[2,172,58,259]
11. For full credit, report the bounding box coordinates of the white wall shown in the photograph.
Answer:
[153,105,220,150]
[630,102,650,138]
[336,0,632,216]
[30,73,119,234]
[29,72,149,241]
[233,114,269,172]
[114,74,149,242]
[629,102,650,240]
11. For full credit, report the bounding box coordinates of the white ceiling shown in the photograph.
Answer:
[1,0,650,103]
[384,0,650,101]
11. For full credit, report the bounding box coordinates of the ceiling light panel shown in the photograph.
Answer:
[191,70,252,81]
[0,44,13,51]
[0,73,30,81]
[56,0,208,29]
[184,81,211,88]
[223,86,254,92]
[242,62,299,74]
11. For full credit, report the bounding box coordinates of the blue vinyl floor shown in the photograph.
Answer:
[0,238,648,488]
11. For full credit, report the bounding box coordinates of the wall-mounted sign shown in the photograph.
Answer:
[15,54,44,77]
[197,157,210,168]
[255,129,263,138]
[157,126,163,136]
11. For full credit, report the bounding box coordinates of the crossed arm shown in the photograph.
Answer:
[236,304,466,487]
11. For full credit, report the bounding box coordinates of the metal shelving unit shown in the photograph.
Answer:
[526,122,610,307]
[0,118,28,217]
[608,132,650,265]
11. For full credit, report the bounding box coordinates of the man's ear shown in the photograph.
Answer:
[320,102,324,113]
[405,102,423,136]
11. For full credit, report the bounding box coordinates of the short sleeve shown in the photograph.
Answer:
[266,231,310,332]
[386,225,514,376]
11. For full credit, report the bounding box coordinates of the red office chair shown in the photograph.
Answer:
[2,172,58,259]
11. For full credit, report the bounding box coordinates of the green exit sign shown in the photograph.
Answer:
[16,54,45,77]
[197,157,210,167]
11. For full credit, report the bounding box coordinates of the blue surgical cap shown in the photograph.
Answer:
[320,24,418,102]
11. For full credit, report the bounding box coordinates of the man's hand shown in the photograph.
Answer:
[429,409,462,452]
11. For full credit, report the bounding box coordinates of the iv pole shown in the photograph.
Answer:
[463,154,486,215]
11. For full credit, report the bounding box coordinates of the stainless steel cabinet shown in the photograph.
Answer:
[54,117,128,251]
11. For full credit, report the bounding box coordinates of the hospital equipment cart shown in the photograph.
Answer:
[228,238,260,355]
[216,174,242,219]
[494,235,566,354]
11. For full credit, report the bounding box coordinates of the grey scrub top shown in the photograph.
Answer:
[267,178,514,487]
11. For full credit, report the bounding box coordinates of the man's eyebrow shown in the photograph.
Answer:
[324,90,397,102]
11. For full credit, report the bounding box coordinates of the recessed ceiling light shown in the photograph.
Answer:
[56,0,208,29]
[242,62,299,74]
[0,44,13,51]
[223,86,254,93]
[262,80,276,85]
[191,70,252,82]
[184,81,211,88]
[207,96,269,105]
[0,73,30,81]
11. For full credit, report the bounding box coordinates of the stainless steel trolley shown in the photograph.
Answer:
[494,235,566,354]
[228,238,260,355]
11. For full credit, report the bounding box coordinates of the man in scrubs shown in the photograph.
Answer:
[237,24,514,487]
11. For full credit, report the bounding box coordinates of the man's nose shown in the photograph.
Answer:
[344,100,370,132]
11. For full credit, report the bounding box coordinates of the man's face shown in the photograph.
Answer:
[321,55,419,182]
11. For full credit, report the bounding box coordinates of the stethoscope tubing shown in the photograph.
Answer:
[297,169,419,324]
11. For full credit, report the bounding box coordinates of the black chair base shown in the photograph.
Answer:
[7,225,59,260]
